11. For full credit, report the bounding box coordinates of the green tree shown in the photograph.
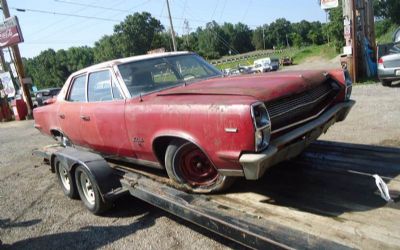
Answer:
[291,32,303,47]
[374,0,400,24]
[325,3,344,51]
[197,21,229,59]
[269,18,292,48]
[292,20,312,45]
[114,12,164,57]
[24,49,67,88]
[93,35,122,63]
[252,25,273,50]
[65,46,94,72]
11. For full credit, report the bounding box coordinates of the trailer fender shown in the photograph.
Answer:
[52,147,122,200]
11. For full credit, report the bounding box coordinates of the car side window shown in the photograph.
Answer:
[111,80,123,100]
[88,70,113,102]
[68,75,87,102]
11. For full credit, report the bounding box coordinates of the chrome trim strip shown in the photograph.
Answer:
[271,102,332,134]
[225,128,238,133]
[269,88,333,119]
[218,169,244,177]
[73,145,163,169]
[250,102,271,152]
[106,155,164,170]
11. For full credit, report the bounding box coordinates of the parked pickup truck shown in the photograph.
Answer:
[33,51,354,193]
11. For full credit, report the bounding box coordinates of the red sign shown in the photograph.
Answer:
[0,16,24,48]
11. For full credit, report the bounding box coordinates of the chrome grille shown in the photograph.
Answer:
[265,81,339,133]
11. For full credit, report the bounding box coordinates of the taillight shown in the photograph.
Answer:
[378,57,384,65]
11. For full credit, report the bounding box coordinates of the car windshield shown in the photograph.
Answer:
[117,54,222,97]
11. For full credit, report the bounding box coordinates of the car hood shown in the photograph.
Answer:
[158,70,329,102]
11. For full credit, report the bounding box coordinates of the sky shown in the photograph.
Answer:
[8,0,328,59]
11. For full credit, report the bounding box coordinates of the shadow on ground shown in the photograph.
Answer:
[227,141,400,217]
[1,196,244,250]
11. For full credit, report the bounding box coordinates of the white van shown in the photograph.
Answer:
[253,57,280,71]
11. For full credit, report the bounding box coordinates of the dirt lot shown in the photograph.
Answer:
[0,82,399,249]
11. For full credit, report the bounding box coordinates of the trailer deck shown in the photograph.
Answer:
[34,141,400,249]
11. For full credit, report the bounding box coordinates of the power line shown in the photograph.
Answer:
[53,0,128,13]
[210,0,220,20]
[241,0,252,22]
[6,6,121,22]
[25,0,99,39]
[28,0,129,45]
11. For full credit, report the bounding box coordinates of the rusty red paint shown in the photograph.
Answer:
[33,54,349,174]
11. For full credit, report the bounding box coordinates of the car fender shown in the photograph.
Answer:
[151,130,217,167]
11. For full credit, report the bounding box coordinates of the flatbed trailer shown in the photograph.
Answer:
[33,141,400,249]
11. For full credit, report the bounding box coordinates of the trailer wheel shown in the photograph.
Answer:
[165,139,235,193]
[75,166,111,215]
[55,157,78,199]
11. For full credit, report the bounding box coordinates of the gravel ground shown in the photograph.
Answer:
[0,124,241,249]
[0,82,399,249]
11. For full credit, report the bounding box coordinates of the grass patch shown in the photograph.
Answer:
[376,23,398,44]
[213,44,338,70]
[354,76,379,85]
[292,44,337,64]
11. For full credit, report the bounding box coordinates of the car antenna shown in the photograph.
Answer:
[139,93,143,102]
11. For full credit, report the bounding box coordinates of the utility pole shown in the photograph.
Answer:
[0,49,6,71]
[184,19,190,47]
[350,0,358,82]
[166,0,177,51]
[286,34,290,48]
[0,0,33,116]
[262,28,265,50]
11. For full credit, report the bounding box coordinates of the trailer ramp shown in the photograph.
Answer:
[34,141,400,249]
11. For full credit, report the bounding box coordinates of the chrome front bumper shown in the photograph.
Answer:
[239,100,355,180]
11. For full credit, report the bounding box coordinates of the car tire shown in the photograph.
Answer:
[165,139,235,193]
[381,80,392,86]
[75,165,111,215]
[55,157,79,199]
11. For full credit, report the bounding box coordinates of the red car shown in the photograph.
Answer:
[34,52,354,193]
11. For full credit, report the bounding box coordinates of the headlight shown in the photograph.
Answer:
[344,70,352,100]
[251,102,271,152]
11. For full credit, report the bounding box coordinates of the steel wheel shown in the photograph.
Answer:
[79,171,95,205]
[60,166,71,191]
[165,139,236,193]
[75,166,111,214]
[55,157,78,199]
[177,144,219,186]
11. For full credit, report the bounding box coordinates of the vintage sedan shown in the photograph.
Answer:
[33,52,354,193]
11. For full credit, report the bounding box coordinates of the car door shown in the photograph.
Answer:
[80,69,132,156]
[58,74,86,145]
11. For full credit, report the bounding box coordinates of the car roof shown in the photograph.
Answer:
[72,51,192,77]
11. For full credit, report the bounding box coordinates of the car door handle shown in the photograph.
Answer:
[59,113,65,119]
[80,115,90,121]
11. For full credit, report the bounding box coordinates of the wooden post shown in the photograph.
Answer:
[0,0,33,117]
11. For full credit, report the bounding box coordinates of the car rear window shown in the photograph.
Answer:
[88,70,113,102]
[68,75,86,102]
[87,70,123,102]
